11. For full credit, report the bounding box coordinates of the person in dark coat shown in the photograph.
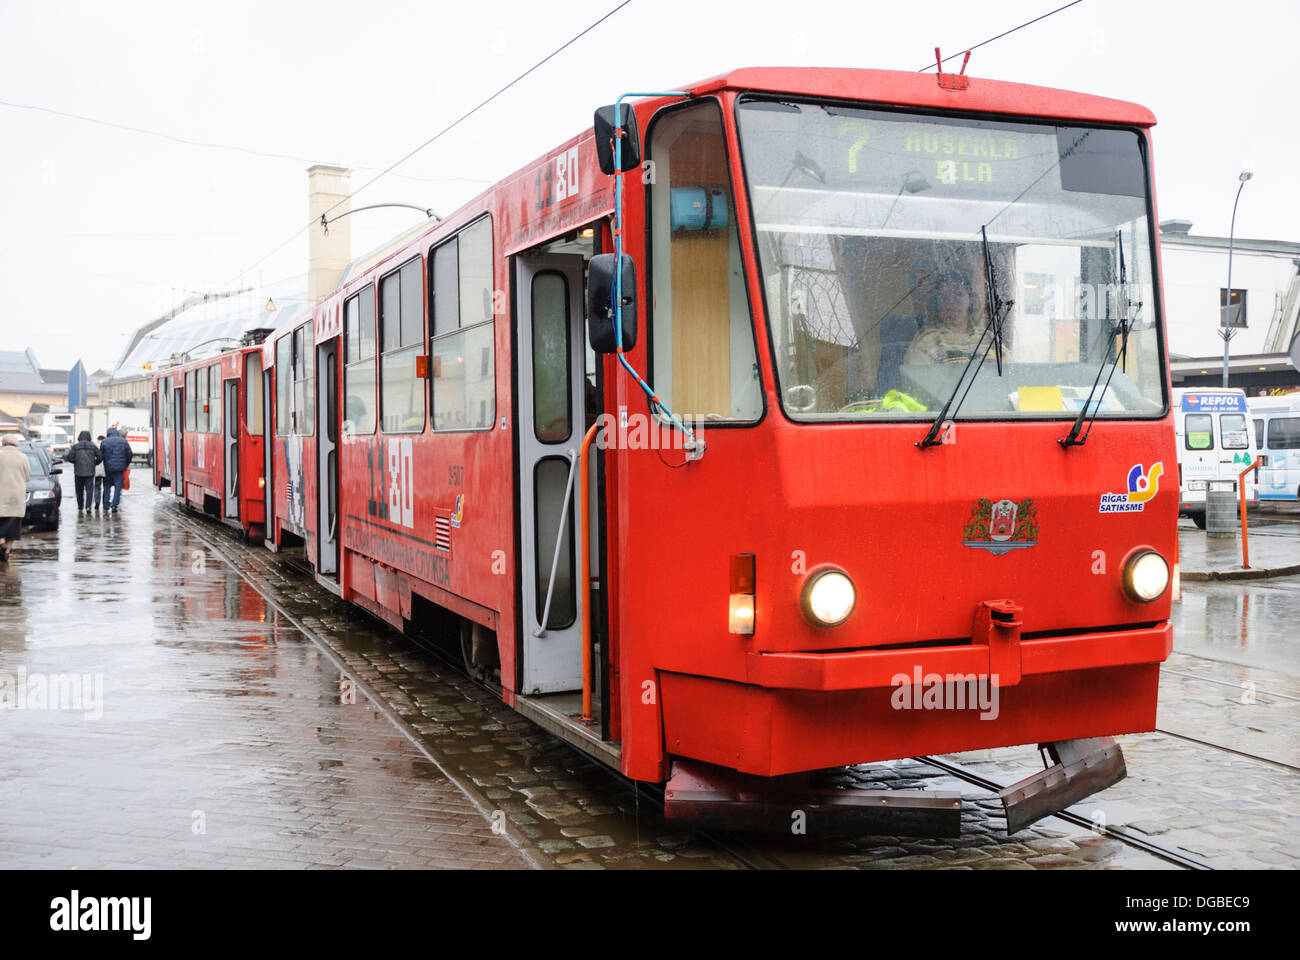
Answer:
[99,427,133,512]
[65,430,102,512]
[93,435,106,508]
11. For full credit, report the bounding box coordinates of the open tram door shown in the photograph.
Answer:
[263,363,275,547]
[513,252,589,699]
[316,338,339,578]
[223,377,239,519]
[173,379,184,499]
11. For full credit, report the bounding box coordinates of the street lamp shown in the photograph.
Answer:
[1220,170,1254,388]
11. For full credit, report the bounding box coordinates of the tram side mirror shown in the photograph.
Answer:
[593,104,641,175]
[587,254,637,353]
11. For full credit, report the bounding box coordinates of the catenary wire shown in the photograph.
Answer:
[918,0,1087,70]
[0,97,491,186]
[222,0,634,289]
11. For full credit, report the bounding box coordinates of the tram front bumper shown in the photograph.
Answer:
[743,621,1171,691]
[658,621,1171,777]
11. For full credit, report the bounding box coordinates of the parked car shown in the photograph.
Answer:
[19,440,62,529]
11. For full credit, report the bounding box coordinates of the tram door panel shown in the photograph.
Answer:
[152,389,160,486]
[224,379,239,518]
[515,254,586,695]
[263,368,275,546]
[173,386,184,498]
[317,340,339,576]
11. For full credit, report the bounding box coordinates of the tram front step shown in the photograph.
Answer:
[663,759,962,836]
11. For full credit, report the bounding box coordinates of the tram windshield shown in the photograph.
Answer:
[735,97,1165,422]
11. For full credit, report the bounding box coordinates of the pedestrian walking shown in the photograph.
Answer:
[0,433,31,562]
[93,435,106,509]
[65,430,102,513]
[99,427,133,512]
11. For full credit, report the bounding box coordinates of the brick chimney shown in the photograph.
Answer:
[307,164,352,303]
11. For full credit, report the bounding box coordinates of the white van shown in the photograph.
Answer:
[1172,387,1258,528]
[1248,393,1300,502]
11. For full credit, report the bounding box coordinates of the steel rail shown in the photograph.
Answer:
[915,754,1212,871]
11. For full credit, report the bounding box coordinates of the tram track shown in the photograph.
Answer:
[915,754,1213,870]
[1151,728,1300,774]
[1160,667,1300,703]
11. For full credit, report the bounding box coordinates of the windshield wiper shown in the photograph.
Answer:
[1060,230,1141,447]
[917,228,1014,448]
[916,310,998,448]
[981,226,1015,374]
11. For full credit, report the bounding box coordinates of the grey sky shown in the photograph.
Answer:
[1,0,1295,371]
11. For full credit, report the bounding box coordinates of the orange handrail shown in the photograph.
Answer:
[578,423,599,722]
[1237,456,1263,569]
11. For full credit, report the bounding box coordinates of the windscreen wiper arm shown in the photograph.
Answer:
[981,225,1015,374]
[916,313,999,448]
[917,228,1014,448]
[1060,231,1141,447]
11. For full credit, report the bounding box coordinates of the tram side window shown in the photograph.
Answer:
[275,335,291,437]
[185,370,195,432]
[344,285,377,434]
[430,216,495,432]
[648,101,762,422]
[196,366,208,433]
[379,257,425,433]
[1185,413,1213,450]
[245,354,263,436]
[209,363,221,435]
[292,322,314,436]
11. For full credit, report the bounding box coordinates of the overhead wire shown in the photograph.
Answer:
[223,0,634,288]
[918,0,1087,70]
[0,97,491,186]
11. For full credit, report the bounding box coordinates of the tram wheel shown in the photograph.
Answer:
[459,618,499,685]
[1190,513,1207,530]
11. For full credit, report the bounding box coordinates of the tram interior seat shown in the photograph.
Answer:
[876,314,919,395]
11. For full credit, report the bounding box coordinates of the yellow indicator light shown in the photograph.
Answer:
[728,594,755,635]
[258,476,266,489]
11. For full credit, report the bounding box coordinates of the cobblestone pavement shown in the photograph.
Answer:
[3,485,1295,870]
[0,491,531,870]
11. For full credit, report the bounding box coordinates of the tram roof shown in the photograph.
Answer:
[673,67,1156,127]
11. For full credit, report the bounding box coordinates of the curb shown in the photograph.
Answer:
[1181,563,1300,582]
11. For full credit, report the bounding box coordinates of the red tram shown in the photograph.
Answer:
[154,67,1178,832]
[152,341,268,540]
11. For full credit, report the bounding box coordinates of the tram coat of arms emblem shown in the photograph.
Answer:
[989,499,1017,540]
[962,497,1038,555]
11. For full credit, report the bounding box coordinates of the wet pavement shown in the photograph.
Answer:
[1178,503,1300,579]
[0,482,531,869]
[1,476,1296,870]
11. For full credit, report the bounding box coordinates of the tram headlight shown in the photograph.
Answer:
[801,569,856,627]
[1122,550,1169,603]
